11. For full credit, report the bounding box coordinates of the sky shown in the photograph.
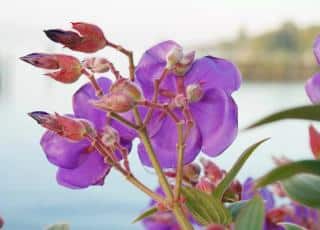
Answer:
[1,0,320,49]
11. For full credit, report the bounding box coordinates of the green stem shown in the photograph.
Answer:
[172,205,194,230]
[174,121,185,200]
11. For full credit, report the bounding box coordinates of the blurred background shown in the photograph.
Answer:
[0,0,319,229]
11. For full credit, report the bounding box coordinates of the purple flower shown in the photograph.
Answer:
[40,77,133,189]
[135,40,241,168]
[305,35,320,103]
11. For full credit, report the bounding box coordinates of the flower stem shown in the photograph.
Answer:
[82,69,103,97]
[106,41,135,81]
[174,121,185,200]
[108,111,139,130]
[133,107,194,230]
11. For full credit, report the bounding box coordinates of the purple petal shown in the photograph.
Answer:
[73,77,112,130]
[242,177,255,200]
[189,89,238,156]
[313,35,320,65]
[185,56,242,95]
[135,41,180,100]
[40,131,90,169]
[138,114,202,168]
[56,151,111,189]
[305,72,320,104]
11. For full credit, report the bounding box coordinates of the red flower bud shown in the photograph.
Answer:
[266,207,289,224]
[82,57,110,73]
[309,125,320,159]
[28,111,95,141]
[206,224,225,230]
[92,79,143,113]
[196,178,214,194]
[20,53,82,83]
[200,158,224,185]
[44,22,107,53]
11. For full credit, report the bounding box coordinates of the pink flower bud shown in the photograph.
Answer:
[44,22,107,53]
[91,93,135,113]
[28,111,95,141]
[200,158,224,185]
[82,57,110,73]
[166,47,183,69]
[309,125,320,159]
[20,53,82,83]
[266,207,289,224]
[183,163,201,184]
[196,178,214,194]
[110,78,142,101]
[172,51,195,76]
[186,83,204,102]
[101,126,119,146]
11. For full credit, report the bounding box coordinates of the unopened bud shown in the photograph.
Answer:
[101,126,119,146]
[91,93,135,113]
[186,84,204,102]
[110,78,142,101]
[172,51,195,76]
[206,224,225,230]
[20,53,82,83]
[183,163,201,184]
[45,22,107,53]
[82,57,110,73]
[196,178,214,194]
[266,208,288,224]
[28,111,94,141]
[166,47,183,69]
[174,94,187,108]
[200,158,224,184]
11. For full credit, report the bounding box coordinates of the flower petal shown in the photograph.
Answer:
[185,56,242,95]
[56,151,111,189]
[138,114,202,168]
[73,77,112,130]
[135,40,180,100]
[189,89,238,157]
[313,35,320,65]
[305,72,320,104]
[40,131,90,169]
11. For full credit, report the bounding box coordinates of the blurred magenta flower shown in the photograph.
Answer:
[31,78,133,189]
[20,53,82,83]
[305,35,320,103]
[135,40,241,168]
[44,22,107,53]
[0,215,3,229]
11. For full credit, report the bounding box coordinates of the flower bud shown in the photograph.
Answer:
[166,47,183,69]
[200,158,224,185]
[82,57,110,73]
[28,111,94,141]
[196,178,214,194]
[266,208,288,224]
[44,22,107,53]
[172,51,195,76]
[91,93,135,113]
[174,94,187,108]
[206,224,225,230]
[20,53,82,83]
[186,83,204,102]
[101,126,119,146]
[309,125,320,159]
[183,163,201,184]
[110,78,142,101]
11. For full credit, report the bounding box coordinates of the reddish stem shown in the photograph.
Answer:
[82,69,103,97]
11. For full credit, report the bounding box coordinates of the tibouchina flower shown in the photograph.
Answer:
[305,35,320,103]
[32,78,133,189]
[135,40,241,168]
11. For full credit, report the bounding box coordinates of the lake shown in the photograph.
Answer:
[0,78,313,229]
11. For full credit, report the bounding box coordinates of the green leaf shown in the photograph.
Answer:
[278,222,307,230]
[226,200,249,220]
[212,138,269,200]
[246,104,320,129]
[256,160,320,188]
[46,223,70,230]
[234,195,265,230]
[282,174,320,209]
[181,186,232,226]
[132,206,157,223]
